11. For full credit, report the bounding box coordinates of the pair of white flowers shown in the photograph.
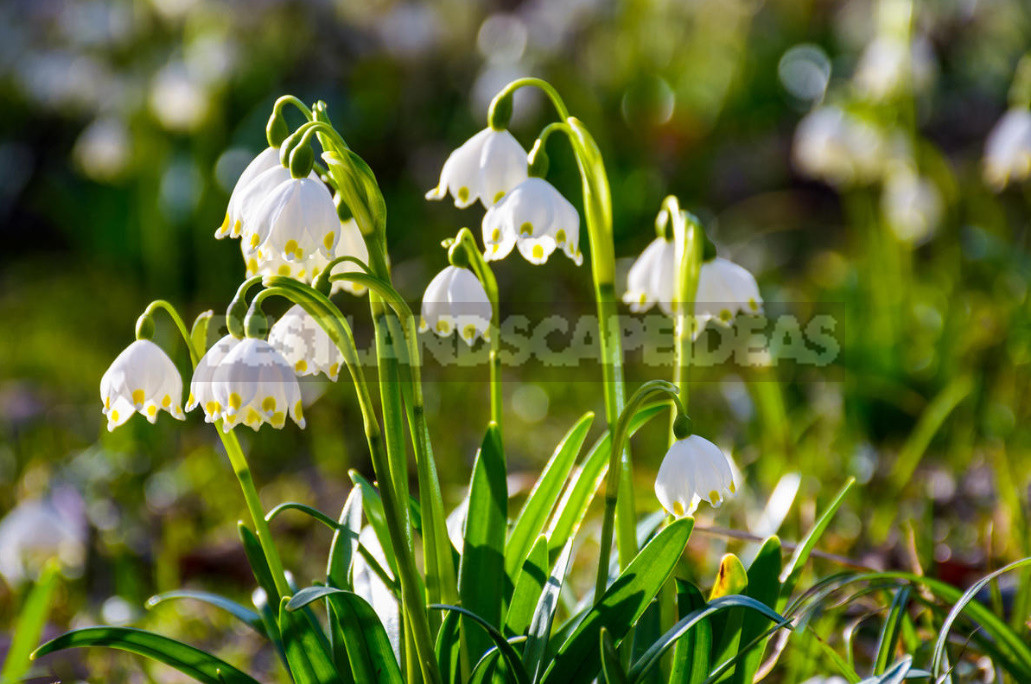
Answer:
[101,305,343,432]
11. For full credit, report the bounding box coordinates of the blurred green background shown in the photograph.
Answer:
[1,0,1029,680]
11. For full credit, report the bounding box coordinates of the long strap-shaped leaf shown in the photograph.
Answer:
[288,586,402,683]
[430,604,531,684]
[778,477,855,603]
[32,627,260,684]
[328,486,364,589]
[541,517,695,684]
[505,412,594,591]
[523,536,576,683]
[628,595,789,683]
[505,535,551,637]
[146,590,266,637]
[279,596,341,684]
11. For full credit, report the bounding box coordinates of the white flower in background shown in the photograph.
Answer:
[243,176,339,263]
[426,127,528,208]
[793,106,886,186]
[881,167,943,243]
[0,491,86,586]
[308,218,371,296]
[983,108,1031,190]
[100,340,185,431]
[216,147,282,238]
[853,36,935,101]
[420,266,492,344]
[354,527,401,658]
[73,117,131,183]
[149,62,209,133]
[695,257,764,328]
[482,177,582,265]
[655,435,737,516]
[211,338,306,432]
[269,305,345,380]
[186,334,241,422]
[623,237,676,314]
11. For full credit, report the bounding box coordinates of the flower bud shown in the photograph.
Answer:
[266,110,290,148]
[488,93,514,131]
[289,143,315,180]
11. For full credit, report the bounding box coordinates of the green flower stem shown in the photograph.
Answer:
[272,94,313,122]
[595,380,685,600]
[488,77,571,125]
[451,227,503,429]
[139,299,290,599]
[664,198,704,442]
[255,279,442,684]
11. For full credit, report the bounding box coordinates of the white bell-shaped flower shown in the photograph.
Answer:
[243,176,339,263]
[100,340,185,431]
[243,240,310,281]
[655,435,736,516]
[0,491,86,586]
[419,265,492,345]
[216,147,282,239]
[211,338,306,432]
[623,237,676,315]
[426,127,528,208]
[695,257,763,328]
[793,106,886,186]
[853,36,936,102]
[983,108,1031,191]
[268,305,345,380]
[308,218,371,296]
[186,334,241,422]
[482,177,582,265]
[881,167,942,243]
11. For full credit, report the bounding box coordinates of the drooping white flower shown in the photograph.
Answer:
[419,266,492,345]
[655,435,736,516]
[186,334,241,422]
[0,490,86,586]
[268,305,345,380]
[695,257,763,328]
[243,176,340,263]
[216,147,282,238]
[426,127,528,208]
[881,167,942,243]
[623,237,676,315]
[983,108,1031,191]
[482,177,582,265]
[308,218,371,296]
[793,106,887,186]
[100,340,185,431]
[853,36,936,102]
[211,338,306,432]
[242,240,311,281]
[226,164,302,242]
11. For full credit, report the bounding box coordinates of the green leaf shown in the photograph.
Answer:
[670,580,709,684]
[238,522,280,607]
[190,310,213,355]
[504,535,550,638]
[2,559,60,683]
[523,537,575,683]
[627,595,789,684]
[547,404,665,558]
[458,424,508,660]
[600,628,629,684]
[278,596,341,684]
[146,590,266,637]
[731,537,782,684]
[779,477,855,602]
[430,604,530,684]
[860,655,912,684]
[873,587,909,675]
[328,487,364,589]
[435,608,463,684]
[541,517,695,684]
[32,627,259,684]
[288,586,402,683]
[505,412,593,592]
[348,471,399,578]
[707,554,748,683]
[267,501,340,531]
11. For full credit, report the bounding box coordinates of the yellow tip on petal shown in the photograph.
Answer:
[673,501,685,517]
[261,396,276,413]
[520,222,533,237]
[132,389,145,405]
[295,359,307,373]
[229,392,242,410]
[532,244,544,260]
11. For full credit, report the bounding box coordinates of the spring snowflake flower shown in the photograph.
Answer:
[793,106,886,186]
[211,338,306,432]
[269,305,345,380]
[881,167,942,243]
[309,218,371,296]
[624,237,676,314]
[623,239,762,331]
[853,36,935,102]
[419,265,492,345]
[983,108,1031,190]
[243,240,310,281]
[243,176,339,263]
[695,257,763,328]
[426,127,528,208]
[482,177,582,265]
[0,491,86,586]
[216,147,283,238]
[655,435,736,516]
[100,340,185,430]
[186,334,241,422]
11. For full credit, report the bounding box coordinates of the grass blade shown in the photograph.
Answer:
[146,590,266,637]
[2,560,60,683]
[670,580,710,684]
[505,534,550,637]
[430,604,531,684]
[731,536,782,684]
[524,536,575,683]
[278,595,340,683]
[328,486,364,589]
[873,587,909,675]
[779,477,855,602]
